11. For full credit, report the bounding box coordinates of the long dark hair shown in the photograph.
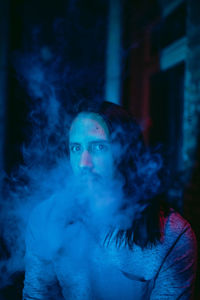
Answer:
[68,100,170,249]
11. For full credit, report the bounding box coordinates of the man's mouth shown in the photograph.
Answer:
[80,170,101,183]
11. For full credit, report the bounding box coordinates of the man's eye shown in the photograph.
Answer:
[92,143,106,152]
[70,145,81,153]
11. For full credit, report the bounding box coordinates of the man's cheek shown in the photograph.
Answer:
[94,155,113,175]
[70,156,79,174]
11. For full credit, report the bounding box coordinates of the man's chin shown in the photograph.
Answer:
[83,174,102,189]
[74,173,101,191]
[81,172,101,182]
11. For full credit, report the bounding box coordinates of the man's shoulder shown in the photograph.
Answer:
[163,209,196,248]
[26,197,57,246]
[165,209,192,232]
[28,196,56,228]
[26,195,71,259]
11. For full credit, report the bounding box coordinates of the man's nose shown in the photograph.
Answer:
[79,150,93,168]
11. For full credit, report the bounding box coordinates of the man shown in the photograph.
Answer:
[23,101,197,299]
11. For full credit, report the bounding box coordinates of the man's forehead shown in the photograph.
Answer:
[69,112,110,141]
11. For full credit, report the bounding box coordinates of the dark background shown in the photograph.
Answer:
[0,0,199,299]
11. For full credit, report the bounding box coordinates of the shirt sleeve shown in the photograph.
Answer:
[150,222,197,300]
[23,203,64,300]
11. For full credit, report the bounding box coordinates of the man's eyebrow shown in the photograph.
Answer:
[69,142,81,146]
[88,140,110,144]
[69,140,110,146]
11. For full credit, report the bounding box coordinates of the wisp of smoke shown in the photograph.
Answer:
[0,18,167,297]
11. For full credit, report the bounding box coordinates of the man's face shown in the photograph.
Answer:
[69,112,114,184]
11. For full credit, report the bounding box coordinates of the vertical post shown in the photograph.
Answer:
[0,1,10,174]
[182,0,200,177]
[105,0,122,105]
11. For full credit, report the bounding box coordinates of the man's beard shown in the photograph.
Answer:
[73,171,123,228]
[79,169,102,187]
[71,170,136,234]
[77,169,109,209]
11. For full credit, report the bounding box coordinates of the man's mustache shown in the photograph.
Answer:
[79,169,102,182]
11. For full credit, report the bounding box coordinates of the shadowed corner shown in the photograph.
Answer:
[0,209,25,300]
[0,271,24,300]
[0,0,199,299]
